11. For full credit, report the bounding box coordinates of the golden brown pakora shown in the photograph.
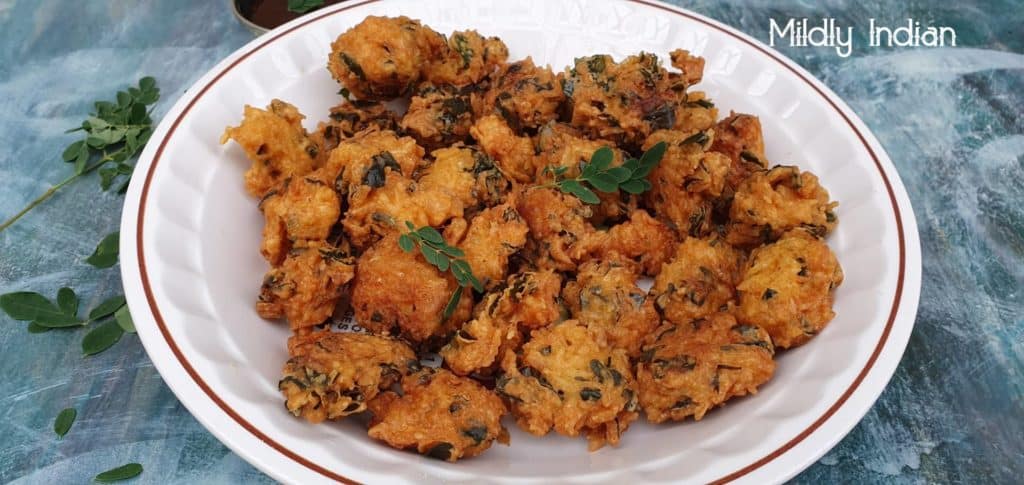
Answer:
[470,114,539,183]
[258,176,341,265]
[328,16,438,100]
[441,269,564,376]
[308,99,399,166]
[221,99,317,198]
[473,58,564,132]
[726,165,838,248]
[279,332,417,423]
[497,321,639,450]
[456,201,529,290]
[418,146,511,218]
[562,261,659,357]
[650,236,745,324]
[421,30,509,87]
[440,292,522,377]
[368,368,509,461]
[588,209,676,276]
[735,228,844,348]
[257,240,355,329]
[516,186,597,272]
[400,84,474,150]
[642,129,731,238]
[561,53,680,149]
[350,233,472,343]
[636,312,775,423]
[709,112,770,195]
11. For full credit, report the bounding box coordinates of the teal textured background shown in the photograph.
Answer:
[0,1,1021,483]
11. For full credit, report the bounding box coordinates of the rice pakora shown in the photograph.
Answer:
[497,321,639,450]
[636,312,775,423]
[735,228,844,348]
[279,332,417,423]
[562,261,659,357]
[726,165,838,248]
[350,233,472,344]
[649,236,745,324]
[221,99,317,198]
[368,368,509,461]
[223,14,847,463]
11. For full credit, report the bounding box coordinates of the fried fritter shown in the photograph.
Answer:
[351,233,472,343]
[324,131,462,249]
[495,270,565,330]
[650,236,744,324]
[258,176,341,265]
[441,270,564,376]
[368,368,508,461]
[473,58,564,132]
[561,53,679,149]
[588,209,676,276]
[457,201,529,290]
[327,16,438,100]
[221,100,317,198]
[421,30,509,87]
[320,129,423,195]
[257,240,355,329]
[440,292,522,377]
[497,321,639,450]
[642,129,730,238]
[279,332,417,423]
[562,261,659,357]
[637,313,775,423]
[308,99,399,165]
[400,84,474,150]
[735,228,843,348]
[669,49,705,87]
[470,114,539,183]
[709,112,770,194]
[419,146,511,215]
[516,187,597,272]
[726,165,838,248]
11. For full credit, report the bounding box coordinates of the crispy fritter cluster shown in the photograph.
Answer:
[637,313,775,423]
[497,321,639,450]
[368,368,509,461]
[735,229,844,348]
[279,332,417,423]
[224,15,846,462]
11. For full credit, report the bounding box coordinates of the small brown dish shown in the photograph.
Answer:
[231,0,350,35]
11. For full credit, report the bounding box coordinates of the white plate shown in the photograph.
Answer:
[119,0,922,483]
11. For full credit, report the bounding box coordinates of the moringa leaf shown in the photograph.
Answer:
[57,287,78,317]
[0,292,69,323]
[442,286,463,321]
[88,296,126,321]
[114,305,135,333]
[86,231,120,268]
[82,320,124,356]
[54,407,76,438]
[94,463,143,482]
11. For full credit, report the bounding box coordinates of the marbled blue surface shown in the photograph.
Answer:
[0,1,1021,483]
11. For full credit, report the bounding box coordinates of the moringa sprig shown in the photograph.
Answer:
[540,141,668,204]
[398,222,483,320]
[0,77,159,233]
